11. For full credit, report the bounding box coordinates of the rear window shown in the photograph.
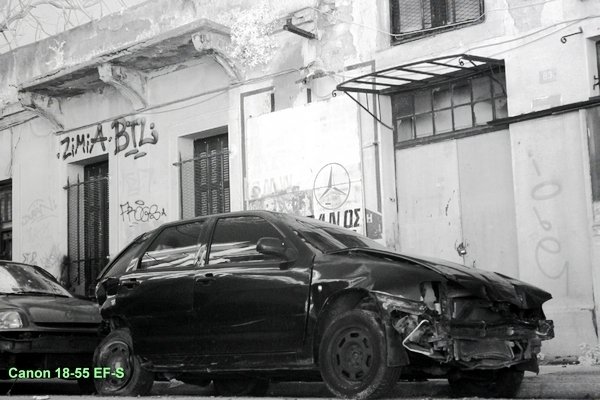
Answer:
[292,219,387,253]
[100,232,153,279]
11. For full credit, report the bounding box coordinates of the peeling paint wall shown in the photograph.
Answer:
[509,113,596,356]
[372,0,600,356]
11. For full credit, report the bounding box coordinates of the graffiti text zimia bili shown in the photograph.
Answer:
[57,117,158,161]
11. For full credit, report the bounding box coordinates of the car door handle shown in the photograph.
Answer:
[195,273,214,285]
[121,279,140,289]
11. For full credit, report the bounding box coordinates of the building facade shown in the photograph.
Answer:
[0,0,599,359]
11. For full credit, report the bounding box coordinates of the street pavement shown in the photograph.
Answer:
[0,364,597,399]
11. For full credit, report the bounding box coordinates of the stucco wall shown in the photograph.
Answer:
[510,112,596,356]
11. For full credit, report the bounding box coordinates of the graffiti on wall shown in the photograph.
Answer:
[57,117,158,161]
[248,188,313,215]
[21,197,57,226]
[119,200,167,224]
[529,153,569,280]
[21,198,62,275]
[122,169,154,197]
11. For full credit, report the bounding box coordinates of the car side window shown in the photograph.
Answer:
[140,220,206,269]
[208,216,284,264]
[103,233,152,278]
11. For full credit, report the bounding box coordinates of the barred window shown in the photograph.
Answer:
[0,182,11,225]
[390,0,484,42]
[0,180,11,261]
[392,70,507,144]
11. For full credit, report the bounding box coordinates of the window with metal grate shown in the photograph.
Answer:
[177,133,230,219]
[392,68,507,146]
[390,0,484,43]
[65,161,109,297]
[0,180,11,261]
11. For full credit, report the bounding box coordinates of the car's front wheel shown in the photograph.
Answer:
[93,328,154,396]
[319,309,400,399]
[448,367,524,398]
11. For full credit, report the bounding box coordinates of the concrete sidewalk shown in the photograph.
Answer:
[151,364,600,399]
[2,364,599,398]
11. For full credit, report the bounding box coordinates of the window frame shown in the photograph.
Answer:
[206,215,288,266]
[97,231,153,280]
[139,220,208,271]
[389,0,485,45]
[392,68,508,148]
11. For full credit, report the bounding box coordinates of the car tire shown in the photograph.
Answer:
[213,378,269,396]
[93,328,154,396]
[319,309,400,400]
[448,367,524,398]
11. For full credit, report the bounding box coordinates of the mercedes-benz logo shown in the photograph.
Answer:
[313,163,351,210]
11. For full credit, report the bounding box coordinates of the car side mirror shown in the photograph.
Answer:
[256,237,287,258]
[256,237,298,268]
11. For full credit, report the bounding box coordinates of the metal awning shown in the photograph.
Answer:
[336,54,504,96]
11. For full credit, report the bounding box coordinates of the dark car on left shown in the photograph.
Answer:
[0,261,101,393]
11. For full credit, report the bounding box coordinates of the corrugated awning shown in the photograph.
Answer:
[336,54,504,96]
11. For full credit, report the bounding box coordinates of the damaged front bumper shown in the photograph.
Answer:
[373,289,554,371]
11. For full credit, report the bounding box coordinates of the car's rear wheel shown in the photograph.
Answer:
[93,328,154,396]
[448,367,524,398]
[319,309,400,399]
[213,378,269,396]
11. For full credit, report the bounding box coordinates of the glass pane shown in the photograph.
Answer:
[142,221,207,269]
[434,109,452,133]
[455,0,482,23]
[209,216,283,264]
[454,105,473,130]
[103,232,153,277]
[472,76,491,101]
[495,97,508,119]
[452,82,471,105]
[492,73,506,97]
[433,86,451,110]
[415,113,434,137]
[398,0,425,32]
[396,117,414,142]
[415,90,432,114]
[392,95,413,117]
[474,101,493,125]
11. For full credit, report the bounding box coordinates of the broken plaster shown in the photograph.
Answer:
[191,30,241,81]
[17,92,64,132]
[98,63,148,110]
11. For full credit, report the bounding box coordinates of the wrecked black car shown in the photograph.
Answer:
[0,261,101,393]
[94,210,553,399]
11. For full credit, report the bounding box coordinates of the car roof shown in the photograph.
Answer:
[155,210,295,229]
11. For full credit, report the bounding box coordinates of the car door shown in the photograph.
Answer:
[113,219,208,358]
[192,215,311,356]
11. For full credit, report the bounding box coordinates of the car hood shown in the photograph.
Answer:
[0,295,101,325]
[337,248,552,309]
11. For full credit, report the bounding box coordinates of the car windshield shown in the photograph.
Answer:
[292,218,388,253]
[0,263,71,297]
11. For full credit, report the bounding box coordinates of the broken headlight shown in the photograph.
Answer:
[372,291,427,315]
[420,282,442,314]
